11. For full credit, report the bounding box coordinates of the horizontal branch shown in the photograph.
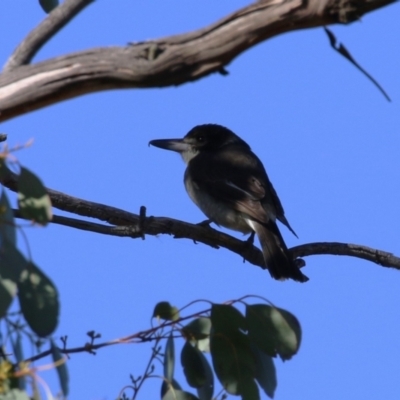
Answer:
[0,0,396,121]
[5,173,400,273]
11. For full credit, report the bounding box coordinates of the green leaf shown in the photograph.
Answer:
[153,301,180,321]
[196,351,214,400]
[240,378,260,400]
[17,167,52,225]
[0,277,17,318]
[246,304,301,360]
[17,262,59,337]
[210,332,255,395]
[0,240,27,281]
[38,0,59,13]
[182,318,211,352]
[11,333,25,390]
[51,339,69,396]
[0,241,27,317]
[181,342,206,388]
[11,332,24,363]
[0,189,16,246]
[211,304,247,333]
[210,304,256,397]
[161,379,182,398]
[274,308,302,360]
[164,332,175,381]
[252,344,277,399]
[0,159,12,181]
[183,318,211,340]
[162,388,199,400]
[0,389,30,400]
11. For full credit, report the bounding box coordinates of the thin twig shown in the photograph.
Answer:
[24,308,207,363]
[3,0,94,71]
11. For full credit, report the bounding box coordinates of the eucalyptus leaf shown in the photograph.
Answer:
[18,167,52,225]
[39,0,59,13]
[211,303,246,332]
[0,277,17,318]
[210,304,256,397]
[246,304,301,360]
[240,377,260,400]
[0,159,12,181]
[162,388,199,400]
[51,339,69,396]
[182,317,211,340]
[153,301,180,321]
[0,240,28,281]
[252,344,277,399]
[164,332,175,381]
[11,333,25,390]
[182,318,211,352]
[0,189,16,246]
[161,378,182,398]
[17,262,59,337]
[0,389,30,400]
[196,351,214,400]
[181,342,206,388]
[0,240,27,317]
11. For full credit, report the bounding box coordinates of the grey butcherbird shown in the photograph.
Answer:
[149,124,308,282]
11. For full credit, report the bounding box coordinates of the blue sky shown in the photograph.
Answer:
[1,1,400,399]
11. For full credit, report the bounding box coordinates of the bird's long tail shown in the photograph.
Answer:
[250,220,308,283]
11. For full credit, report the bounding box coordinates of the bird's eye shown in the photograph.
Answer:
[197,135,204,142]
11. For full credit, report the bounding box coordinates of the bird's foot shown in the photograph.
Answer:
[192,219,213,244]
[245,231,256,246]
[138,206,146,240]
[242,232,256,264]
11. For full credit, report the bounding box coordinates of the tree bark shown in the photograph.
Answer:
[3,173,400,273]
[0,0,396,122]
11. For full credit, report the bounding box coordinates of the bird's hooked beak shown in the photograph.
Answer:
[149,138,190,153]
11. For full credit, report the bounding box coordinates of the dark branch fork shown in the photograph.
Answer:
[3,173,400,272]
[0,0,396,121]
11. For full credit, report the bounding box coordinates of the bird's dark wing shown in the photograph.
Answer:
[188,147,306,281]
[188,146,270,223]
[189,145,294,231]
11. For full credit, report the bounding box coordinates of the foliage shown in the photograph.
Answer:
[0,164,302,399]
[118,299,302,400]
[0,147,64,398]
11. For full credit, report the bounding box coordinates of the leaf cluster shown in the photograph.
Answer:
[132,300,302,400]
[0,154,67,398]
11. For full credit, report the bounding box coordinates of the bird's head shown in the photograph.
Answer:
[149,124,249,164]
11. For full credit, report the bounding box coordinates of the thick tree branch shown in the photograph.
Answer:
[0,0,396,121]
[5,174,400,272]
[3,0,94,72]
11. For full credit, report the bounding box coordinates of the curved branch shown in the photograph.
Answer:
[5,174,400,273]
[291,242,400,270]
[3,0,94,72]
[0,0,396,121]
